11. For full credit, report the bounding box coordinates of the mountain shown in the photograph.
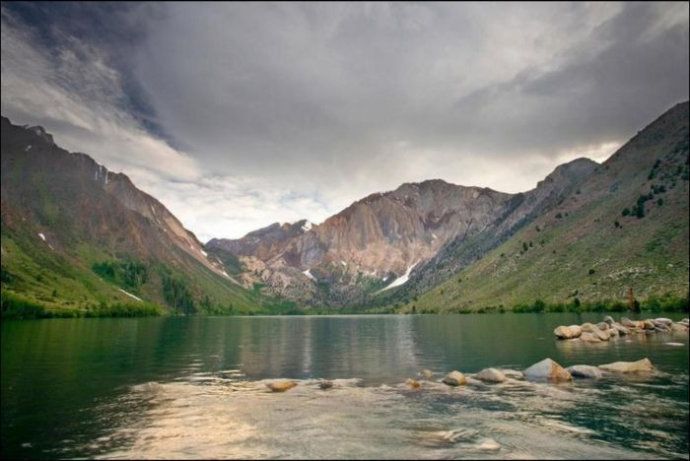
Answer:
[0,116,284,316]
[207,160,597,307]
[405,101,689,312]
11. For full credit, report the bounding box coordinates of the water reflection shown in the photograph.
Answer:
[1,313,688,459]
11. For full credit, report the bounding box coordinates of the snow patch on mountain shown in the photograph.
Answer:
[376,262,418,293]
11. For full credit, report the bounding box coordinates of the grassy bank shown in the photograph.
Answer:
[1,290,164,320]
[402,293,689,314]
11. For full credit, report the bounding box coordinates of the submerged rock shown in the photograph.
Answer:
[599,358,654,374]
[442,370,467,386]
[566,365,603,379]
[475,438,501,452]
[419,369,434,380]
[475,368,506,383]
[523,358,572,382]
[267,381,297,392]
[502,369,524,380]
[554,325,582,339]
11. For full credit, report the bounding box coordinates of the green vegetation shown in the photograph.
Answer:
[1,290,163,320]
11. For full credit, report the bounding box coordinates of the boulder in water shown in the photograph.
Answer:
[442,370,467,386]
[653,318,673,326]
[671,322,689,333]
[554,325,582,339]
[580,323,609,340]
[267,381,297,392]
[523,358,572,382]
[612,323,630,335]
[566,365,603,379]
[603,316,615,325]
[579,332,602,343]
[419,369,434,379]
[319,380,334,390]
[599,358,654,374]
[475,368,507,383]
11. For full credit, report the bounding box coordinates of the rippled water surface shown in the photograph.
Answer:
[2,314,688,459]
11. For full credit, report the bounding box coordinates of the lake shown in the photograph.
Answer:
[1,313,688,459]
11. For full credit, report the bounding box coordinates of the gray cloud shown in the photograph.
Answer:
[1,2,688,240]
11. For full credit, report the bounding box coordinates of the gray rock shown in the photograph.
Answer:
[653,318,673,326]
[603,316,615,325]
[566,365,603,379]
[475,368,506,383]
[596,322,610,331]
[319,380,334,390]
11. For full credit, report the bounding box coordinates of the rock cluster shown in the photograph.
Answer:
[554,316,688,342]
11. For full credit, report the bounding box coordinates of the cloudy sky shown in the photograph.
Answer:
[1,2,688,240]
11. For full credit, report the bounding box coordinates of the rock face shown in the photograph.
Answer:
[267,381,298,392]
[442,371,467,386]
[523,358,572,382]
[554,325,582,339]
[475,368,507,383]
[208,179,516,306]
[566,365,603,379]
[599,358,654,374]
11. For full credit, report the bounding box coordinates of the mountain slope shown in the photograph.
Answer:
[207,181,519,306]
[405,101,689,312]
[1,116,275,316]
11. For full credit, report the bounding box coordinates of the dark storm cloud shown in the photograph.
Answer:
[1,2,688,239]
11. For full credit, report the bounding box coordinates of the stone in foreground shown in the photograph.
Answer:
[598,358,654,374]
[267,381,298,392]
[475,368,507,383]
[524,358,572,382]
[566,365,603,379]
[442,370,467,386]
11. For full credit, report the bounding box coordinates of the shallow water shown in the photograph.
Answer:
[1,313,688,459]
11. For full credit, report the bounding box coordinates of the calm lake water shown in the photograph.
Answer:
[2,313,689,459]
